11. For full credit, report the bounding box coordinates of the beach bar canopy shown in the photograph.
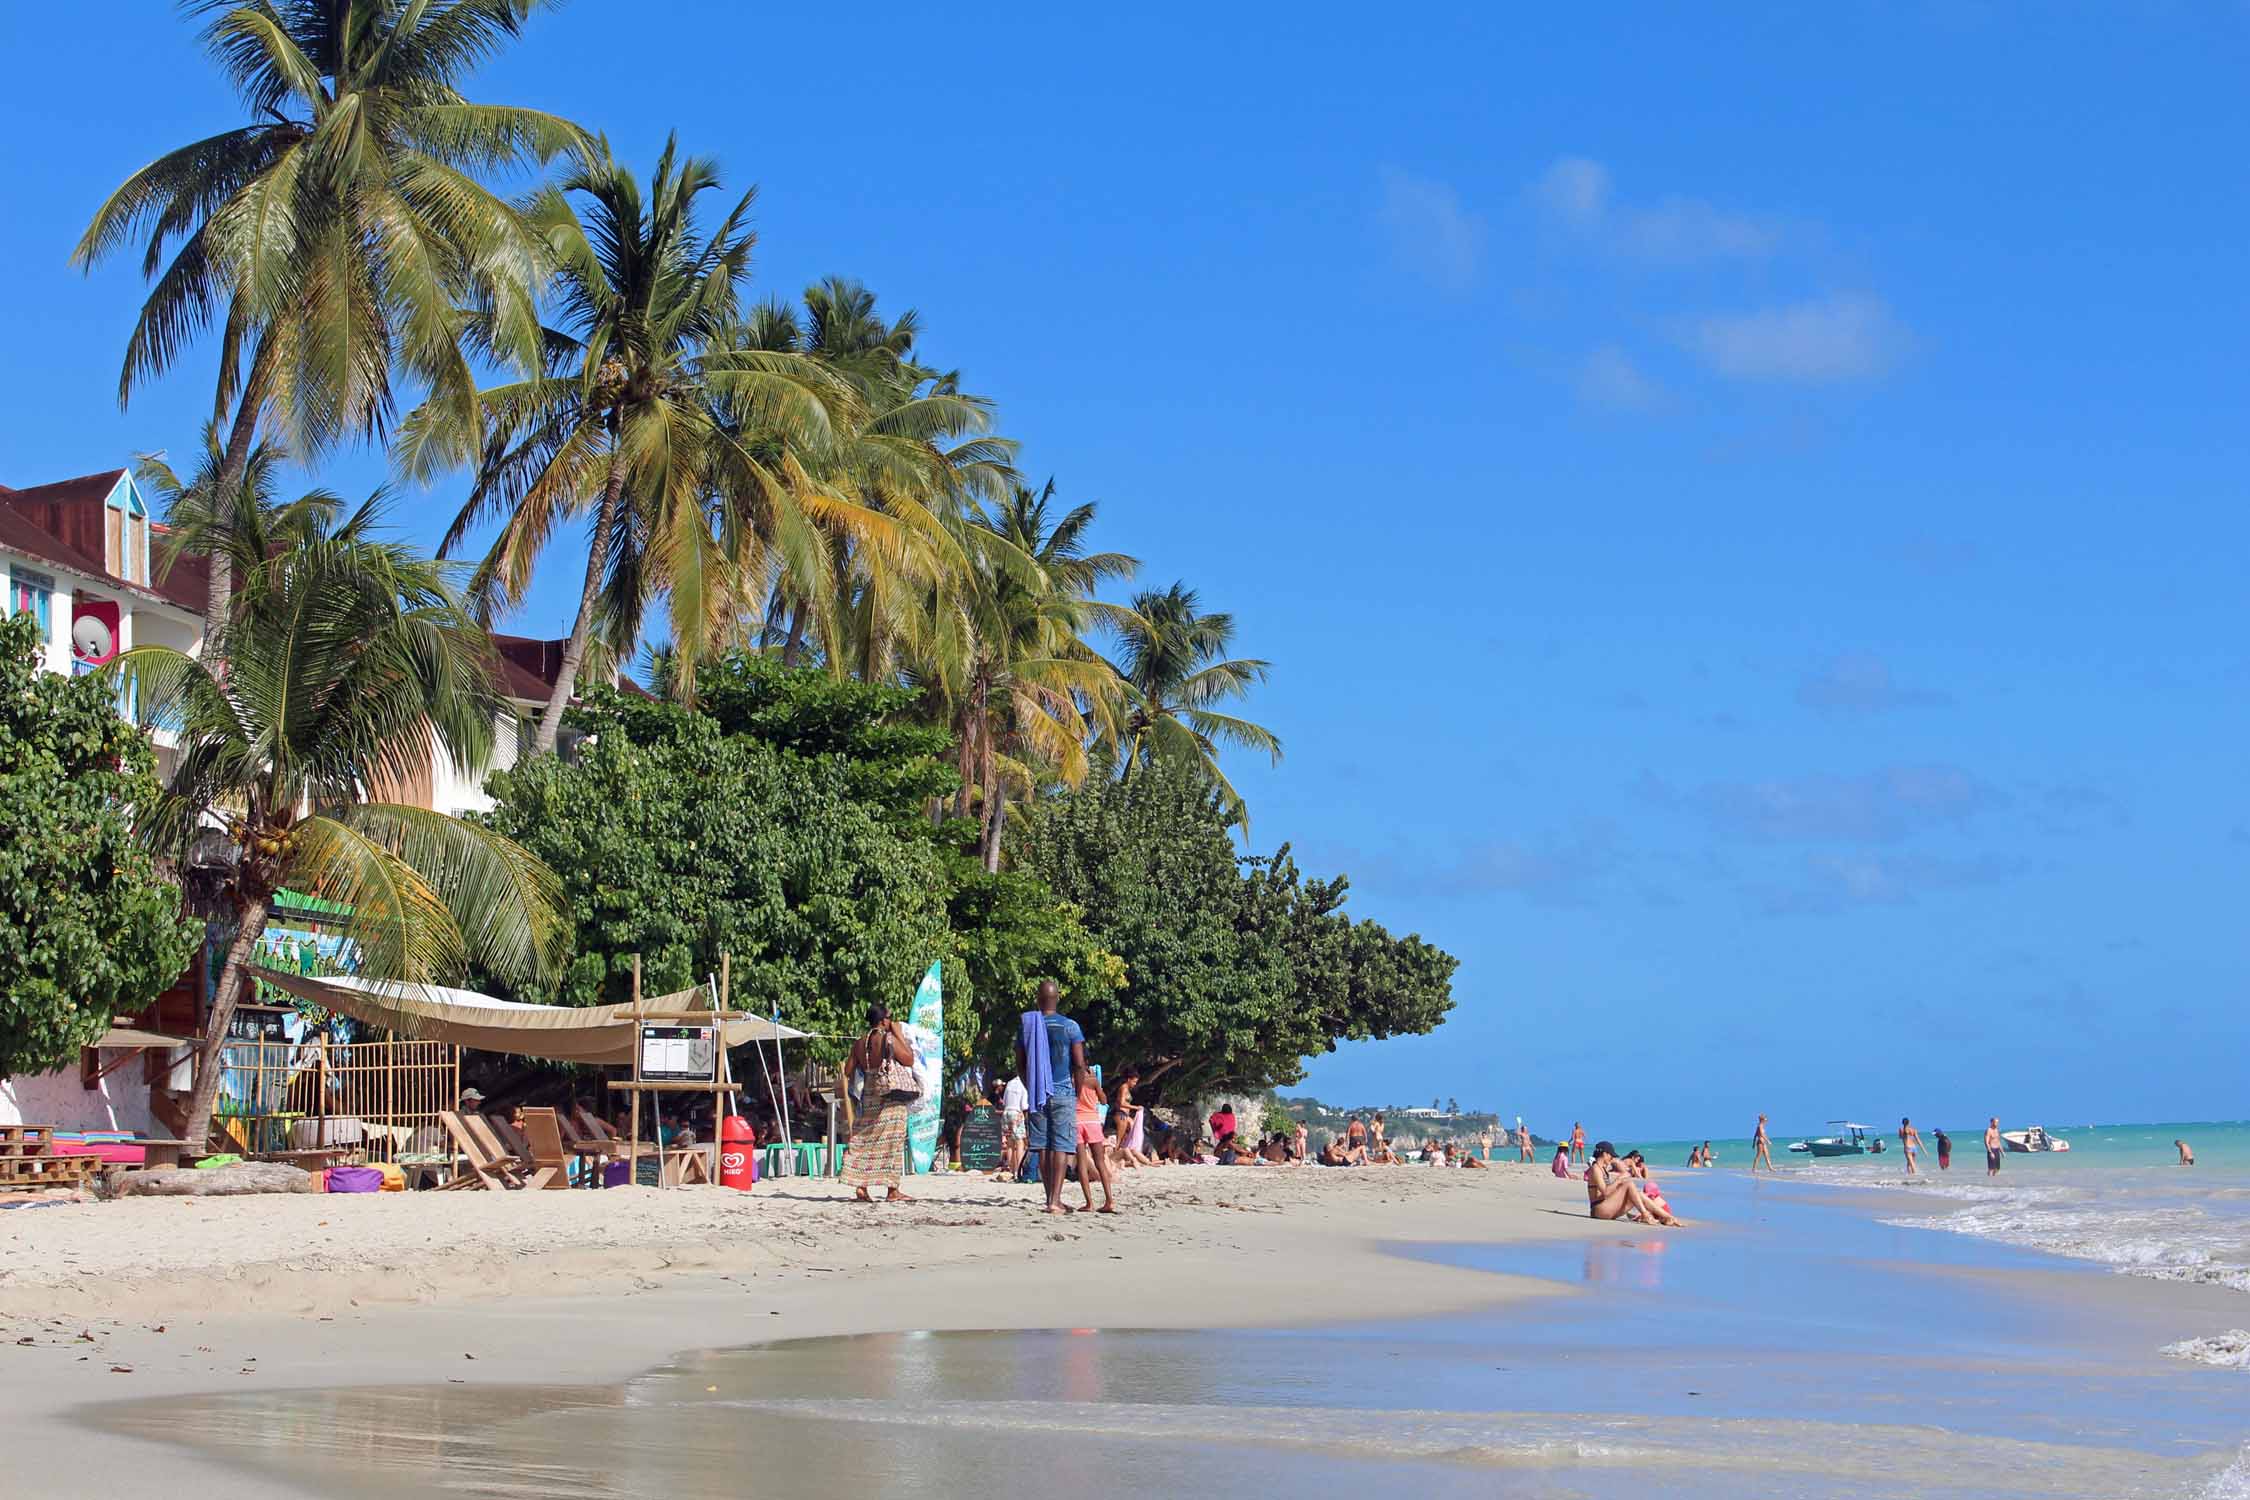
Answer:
[247,967,804,1067]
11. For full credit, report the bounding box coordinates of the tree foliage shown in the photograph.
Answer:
[0,614,200,1078]
[479,714,950,1064]
[1013,757,1455,1099]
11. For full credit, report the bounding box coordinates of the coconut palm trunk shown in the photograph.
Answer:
[980,734,1007,873]
[181,896,271,1151]
[197,340,276,644]
[534,435,625,757]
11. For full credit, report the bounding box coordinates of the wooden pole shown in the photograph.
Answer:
[628,955,642,1186]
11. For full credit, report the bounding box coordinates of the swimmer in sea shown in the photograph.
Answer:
[2176,1139,2195,1166]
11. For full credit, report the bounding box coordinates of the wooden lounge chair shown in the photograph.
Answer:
[515,1107,573,1190]
[436,1111,521,1190]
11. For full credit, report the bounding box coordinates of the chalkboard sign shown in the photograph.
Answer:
[639,1023,717,1082]
[958,1104,1003,1171]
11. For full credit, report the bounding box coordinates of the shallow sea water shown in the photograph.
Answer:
[101,1166,2250,1500]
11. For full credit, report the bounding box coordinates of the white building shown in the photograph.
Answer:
[0,464,584,1134]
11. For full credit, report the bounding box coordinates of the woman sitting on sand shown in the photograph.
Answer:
[841,1002,917,1204]
[1587,1143,1681,1226]
[1552,1142,1573,1178]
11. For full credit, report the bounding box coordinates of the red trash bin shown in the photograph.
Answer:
[720,1115,756,1191]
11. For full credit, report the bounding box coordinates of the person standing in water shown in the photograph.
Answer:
[1899,1116,1923,1176]
[1752,1114,1776,1172]
[1985,1117,2004,1177]
[1934,1127,1952,1170]
[2176,1139,2195,1166]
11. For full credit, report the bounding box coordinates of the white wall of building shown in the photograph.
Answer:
[0,1057,181,1135]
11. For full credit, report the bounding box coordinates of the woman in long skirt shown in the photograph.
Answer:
[842,1002,915,1203]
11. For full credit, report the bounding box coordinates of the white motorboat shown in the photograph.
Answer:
[2000,1125,2070,1153]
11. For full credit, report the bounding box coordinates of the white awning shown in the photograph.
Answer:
[248,967,803,1066]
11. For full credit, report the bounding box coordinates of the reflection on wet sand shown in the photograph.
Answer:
[99,1330,2239,1500]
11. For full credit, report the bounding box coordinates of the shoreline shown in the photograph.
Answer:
[4,1166,1600,1498]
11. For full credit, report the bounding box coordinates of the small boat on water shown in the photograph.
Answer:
[1789,1122,1886,1158]
[2001,1125,2070,1153]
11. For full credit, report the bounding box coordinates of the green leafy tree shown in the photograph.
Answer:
[478,717,949,1064]
[0,615,201,1078]
[589,650,953,818]
[74,0,581,636]
[1014,758,1456,1099]
[1010,758,1293,1096]
[943,865,1123,1075]
[114,502,570,1147]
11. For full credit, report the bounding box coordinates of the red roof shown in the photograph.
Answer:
[487,634,655,703]
[0,469,207,615]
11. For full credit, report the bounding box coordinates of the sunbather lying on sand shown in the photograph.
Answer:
[1586,1142,1681,1227]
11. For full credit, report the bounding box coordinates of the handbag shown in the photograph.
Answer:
[872,1025,921,1103]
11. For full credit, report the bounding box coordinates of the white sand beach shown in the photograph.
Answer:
[0,1166,1601,1498]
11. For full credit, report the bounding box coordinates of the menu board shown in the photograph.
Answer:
[957,1104,1003,1171]
[639,1023,717,1082]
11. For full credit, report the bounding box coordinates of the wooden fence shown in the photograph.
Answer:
[214,1035,459,1163]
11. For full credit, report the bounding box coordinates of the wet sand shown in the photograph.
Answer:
[0,1164,1594,1498]
[19,1164,2248,1498]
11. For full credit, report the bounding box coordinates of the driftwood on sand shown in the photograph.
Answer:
[112,1164,315,1197]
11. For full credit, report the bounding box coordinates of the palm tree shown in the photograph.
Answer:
[1109,582,1281,828]
[406,136,851,752]
[73,0,582,638]
[946,480,1135,869]
[112,499,570,1149]
[136,422,346,576]
[727,279,1014,680]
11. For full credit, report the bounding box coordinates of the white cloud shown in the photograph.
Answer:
[1574,345,1666,411]
[1531,156,1610,232]
[1530,155,1776,262]
[1379,167,1485,292]
[1684,294,1909,382]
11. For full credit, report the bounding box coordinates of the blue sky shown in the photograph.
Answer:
[4,4,2246,1138]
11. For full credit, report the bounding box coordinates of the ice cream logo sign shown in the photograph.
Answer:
[71,598,120,670]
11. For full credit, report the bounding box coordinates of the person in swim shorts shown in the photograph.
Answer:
[1985,1117,2003,1176]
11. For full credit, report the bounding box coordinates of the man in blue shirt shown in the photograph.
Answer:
[1013,979,1087,1214]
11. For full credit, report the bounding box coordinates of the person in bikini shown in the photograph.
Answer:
[1570,1122,1587,1167]
[1517,1120,1534,1162]
[1899,1116,1923,1177]
[1752,1114,1776,1172]
[1586,1142,1681,1226]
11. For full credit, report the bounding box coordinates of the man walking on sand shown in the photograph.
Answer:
[1985,1117,2004,1177]
[1752,1114,1776,1172]
[1013,981,1088,1215]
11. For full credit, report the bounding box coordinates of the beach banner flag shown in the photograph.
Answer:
[904,961,944,1173]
